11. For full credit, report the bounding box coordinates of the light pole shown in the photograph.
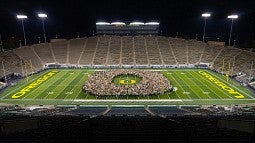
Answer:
[77,32,80,38]
[2,61,7,84]
[38,13,47,43]
[38,37,41,43]
[202,13,211,42]
[19,40,22,47]
[228,15,238,46]
[0,34,3,52]
[17,14,27,46]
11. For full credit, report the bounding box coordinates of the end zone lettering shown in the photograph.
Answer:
[198,71,244,99]
[11,71,58,99]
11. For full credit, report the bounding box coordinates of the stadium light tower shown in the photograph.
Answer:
[228,15,238,46]
[17,14,27,46]
[202,13,211,42]
[38,13,47,43]
[0,34,3,52]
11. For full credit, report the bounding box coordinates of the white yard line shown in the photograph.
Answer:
[172,71,202,99]
[49,71,82,99]
[26,71,68,99]
[182,71,213,99]
[64,72,88,99]
[27,71,71,99]
[166,72,192,99]
[188,71,224,99]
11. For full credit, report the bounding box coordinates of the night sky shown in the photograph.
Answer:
[0,0,255,47]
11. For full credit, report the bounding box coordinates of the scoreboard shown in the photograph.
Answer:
[96,22,159,35]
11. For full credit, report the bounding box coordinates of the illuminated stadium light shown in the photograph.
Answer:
[227,14,239,46]
[111,22,126,25]
[38,13,47,18]
[145,22,160,25]
[202,13,211,42]
[16,14,27,46]
[228,15,238,19]
[17,15,27,19]
[130,22,145,25]
[96,22,111,25]
[202,13,211,17]
[38,13,48,43]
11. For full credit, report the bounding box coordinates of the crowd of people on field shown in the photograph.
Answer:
[83,70,172,96]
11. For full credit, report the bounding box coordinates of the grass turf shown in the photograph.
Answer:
[0,69,254,105]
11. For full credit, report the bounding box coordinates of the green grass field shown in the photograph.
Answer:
[0,69,254,105]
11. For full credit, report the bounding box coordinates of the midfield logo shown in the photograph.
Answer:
[119,79,136,85]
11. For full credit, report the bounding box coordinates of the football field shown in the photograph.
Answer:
[1,69,254,105]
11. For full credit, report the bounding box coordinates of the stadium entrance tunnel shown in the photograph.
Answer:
[112,74,142,85]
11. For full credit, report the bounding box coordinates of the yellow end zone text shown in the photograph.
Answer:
[198,71,244,99]
[11,71,58,99]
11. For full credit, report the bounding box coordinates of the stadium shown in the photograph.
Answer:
[0,0,255,142]
[1,33,254,105]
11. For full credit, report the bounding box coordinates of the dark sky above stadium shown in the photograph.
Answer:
[0,0,255,47]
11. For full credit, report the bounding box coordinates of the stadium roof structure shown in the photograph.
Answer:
[96,22,111,25]
[96,21,160,26]
[130,22,145,25]
[110,22,126,25]
[144,22,160,25]
[95,21,160,35]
